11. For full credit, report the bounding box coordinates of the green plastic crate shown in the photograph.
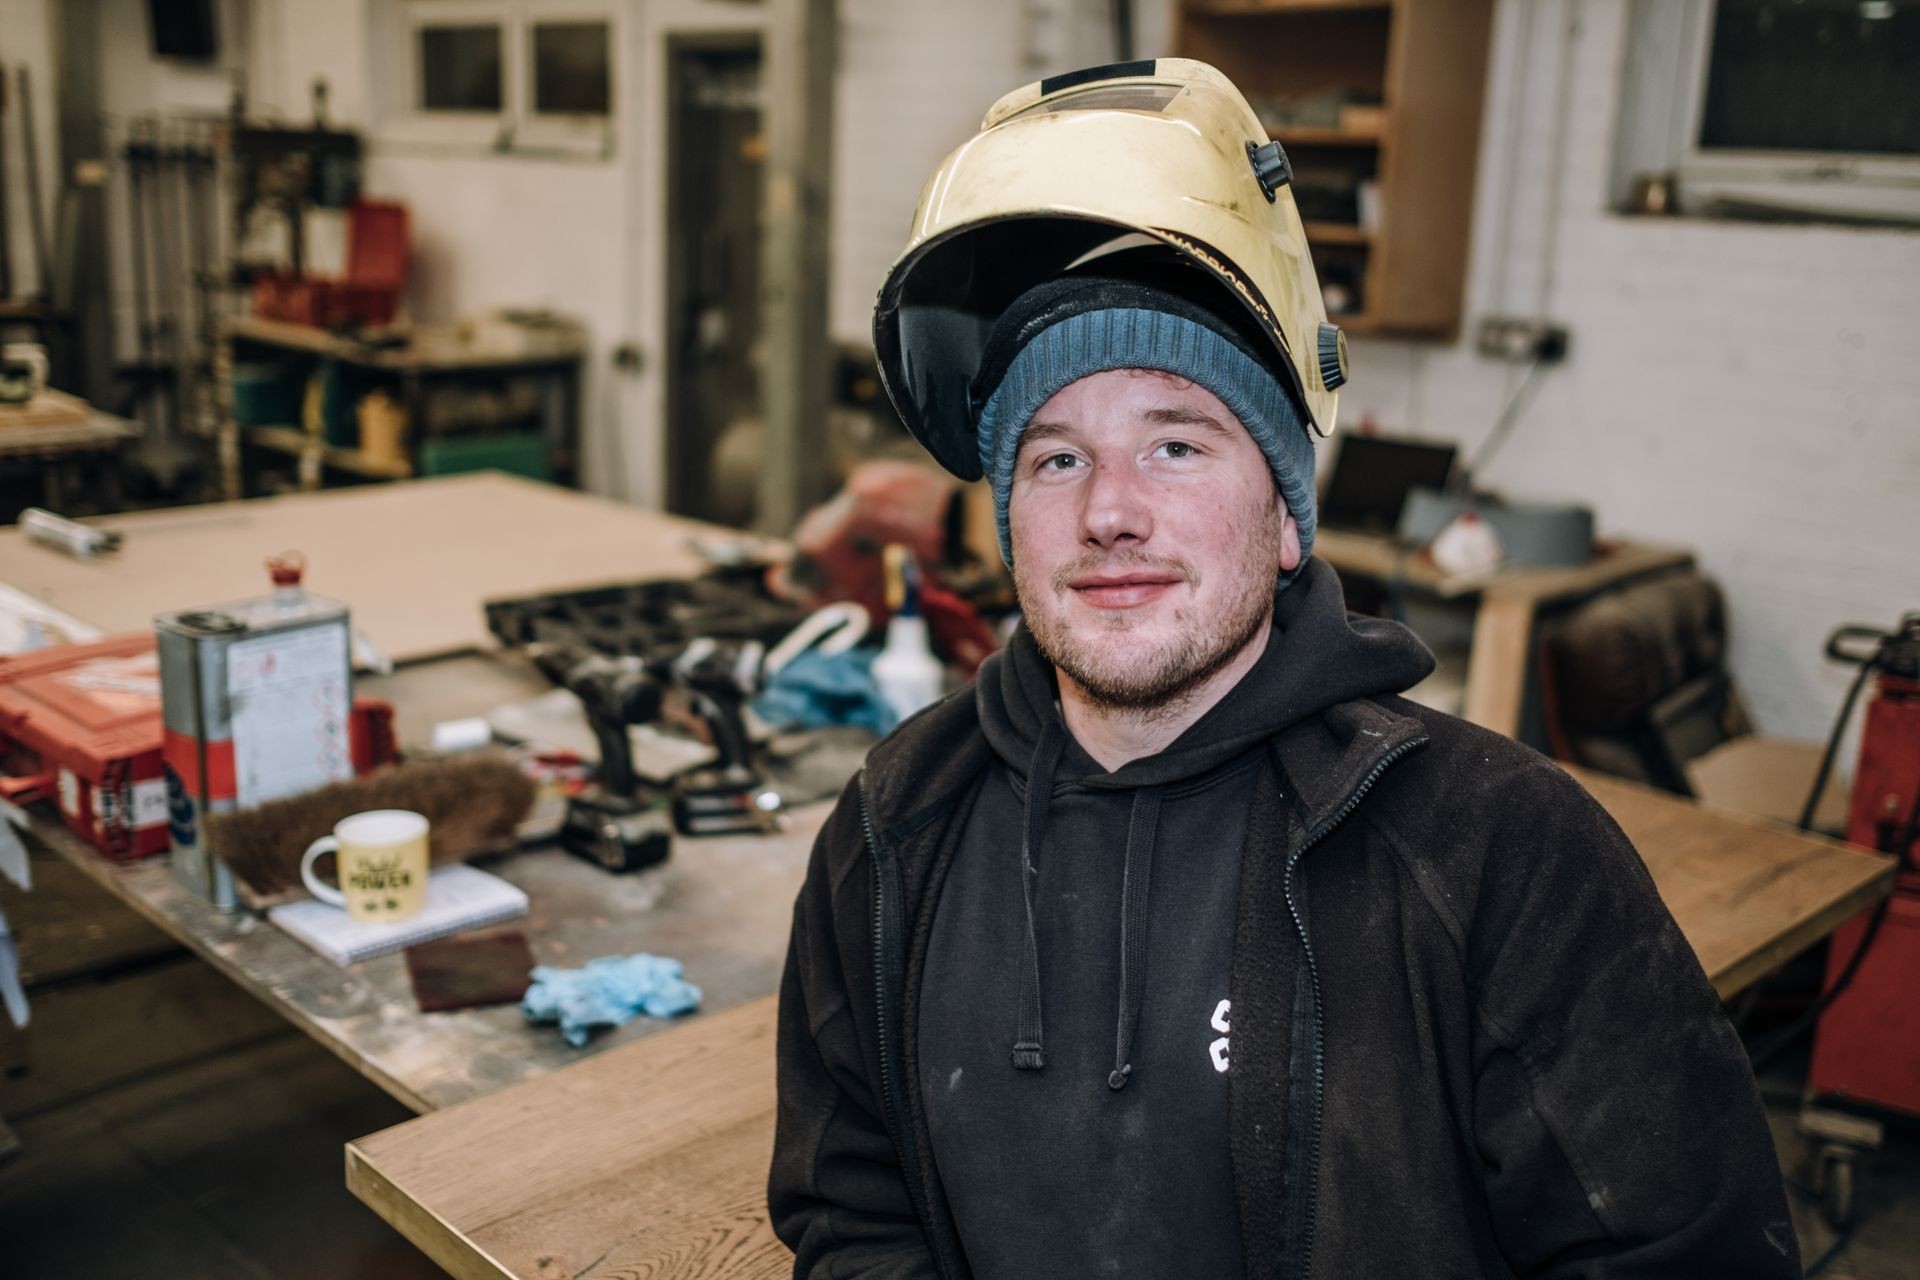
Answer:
[416,432,551,482]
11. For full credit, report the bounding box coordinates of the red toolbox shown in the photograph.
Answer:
[1,635,402,863]
[0,635,169,861]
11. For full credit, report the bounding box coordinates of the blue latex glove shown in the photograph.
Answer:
[521,953,702,1047]
[751,647,896,735]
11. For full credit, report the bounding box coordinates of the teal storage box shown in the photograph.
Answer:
[417,432,551,482]
[230,363,303,426]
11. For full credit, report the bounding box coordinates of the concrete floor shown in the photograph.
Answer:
[3,838,1918,1278]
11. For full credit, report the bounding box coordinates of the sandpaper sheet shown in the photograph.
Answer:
[405,929,535,1013]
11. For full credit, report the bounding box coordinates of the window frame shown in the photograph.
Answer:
[518,2,618,153]
[382,0,616,158]
[1617,0,1920,225]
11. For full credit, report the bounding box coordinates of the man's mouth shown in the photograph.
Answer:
[1067,572,1185,609]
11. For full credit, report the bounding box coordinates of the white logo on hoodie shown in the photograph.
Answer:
[1209,999,1231,1073]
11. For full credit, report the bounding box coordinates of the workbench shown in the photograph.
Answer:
[344,763,1893,1280]
[1313,527,1692,740]
[0,407,135,517]
[222,315,586,498]
[0,474,812,1112]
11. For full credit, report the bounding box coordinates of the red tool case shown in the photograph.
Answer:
[1,635,401,864]
[0,635,169,861]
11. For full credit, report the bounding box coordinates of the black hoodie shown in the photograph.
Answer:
[769,557,1798,1279]
[919,570,1435,1277]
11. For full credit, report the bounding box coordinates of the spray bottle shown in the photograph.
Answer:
[873,544,944,729]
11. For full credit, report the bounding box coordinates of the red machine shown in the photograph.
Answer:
[1809,613,1920,1115]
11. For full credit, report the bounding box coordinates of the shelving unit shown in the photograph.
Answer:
[1179,0,1497,336]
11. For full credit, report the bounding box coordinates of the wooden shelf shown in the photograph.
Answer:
[1304,221,1372,246]
[1270,124,1381,147]
[243,425,413,480]
[1180,0,1496,338]
[1188,0,1391,13]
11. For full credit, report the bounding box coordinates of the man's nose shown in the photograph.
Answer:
[1079,456,1155,548]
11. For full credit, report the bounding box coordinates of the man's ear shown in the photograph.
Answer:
[1279,506,1302,572]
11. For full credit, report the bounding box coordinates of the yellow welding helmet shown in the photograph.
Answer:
[874,57,1346,483]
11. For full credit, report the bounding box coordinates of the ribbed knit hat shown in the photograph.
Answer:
[972,257,1317,586]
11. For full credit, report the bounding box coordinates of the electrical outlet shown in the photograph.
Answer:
[1476,317,1571,364]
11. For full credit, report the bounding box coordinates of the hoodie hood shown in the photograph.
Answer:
[978,554,1436,786]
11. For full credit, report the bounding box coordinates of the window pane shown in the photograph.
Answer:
[1699,0,1920,155]
[533,21,612,115]
[419,24,503,113]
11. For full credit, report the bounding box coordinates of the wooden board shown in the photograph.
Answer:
[0,387,89,428]
[1568,766,1894,998]
[15,786,830,1115]
[346,769,1895,1280]
[0,473,749,663]
[0,411,137,455]
[348,997,788,1280]
[1315,528,1692,605]
[228,316,586,372]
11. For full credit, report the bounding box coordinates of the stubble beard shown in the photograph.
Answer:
[1013,503,1287,719]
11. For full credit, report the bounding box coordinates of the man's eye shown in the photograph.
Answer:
[1155,441,1195,459]
[1042,453,1080,471]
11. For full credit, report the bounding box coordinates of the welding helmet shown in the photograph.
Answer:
[873,57,1348,483]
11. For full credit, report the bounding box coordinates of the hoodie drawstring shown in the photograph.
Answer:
[1013,718,1066,1071]
[1012,715,1165,1091]
[1109,786,1161,1090]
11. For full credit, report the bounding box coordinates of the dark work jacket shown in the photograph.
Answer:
[768,556,1799,1279]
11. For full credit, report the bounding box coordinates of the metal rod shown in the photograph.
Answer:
[125,133,156,427]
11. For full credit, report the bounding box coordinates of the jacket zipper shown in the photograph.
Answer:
[1281,735,1427,1280]
[859,774,952,1280]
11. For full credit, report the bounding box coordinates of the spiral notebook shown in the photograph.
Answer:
[268,865,530,967]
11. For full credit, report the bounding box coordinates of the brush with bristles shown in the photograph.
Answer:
[210,754,538,905]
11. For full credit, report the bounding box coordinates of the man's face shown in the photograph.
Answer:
[1007,368,1302,711]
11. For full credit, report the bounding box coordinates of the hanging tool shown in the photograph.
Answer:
[0,55,14,299]
[122,120,207,498]
[17,65,51,299]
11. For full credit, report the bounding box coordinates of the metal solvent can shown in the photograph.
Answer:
[155,554,354,910]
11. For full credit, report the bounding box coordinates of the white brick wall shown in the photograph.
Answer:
[1341,0,1920,748]
[830,0,1166,340]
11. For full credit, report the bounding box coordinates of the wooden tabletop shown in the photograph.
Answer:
[228,315,587,371]
[0,410,138,457]
[349,996,789,1280]
[1313,528,1692,605]
[347,767,1894,1280]
[0,472,750,663]
[22,776,831,1115]
[1568,767,1894,998]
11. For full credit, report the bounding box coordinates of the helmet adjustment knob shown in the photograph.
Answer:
[1316,322,1349,391]
[1246,140,1291,202]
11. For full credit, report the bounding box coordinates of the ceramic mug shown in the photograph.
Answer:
[301,809,431,922]
[0,342,49,405]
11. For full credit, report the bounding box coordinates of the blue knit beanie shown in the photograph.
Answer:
[973,273,1317,587]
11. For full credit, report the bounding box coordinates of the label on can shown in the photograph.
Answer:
[226,624,353,806]
[132,778,169,829]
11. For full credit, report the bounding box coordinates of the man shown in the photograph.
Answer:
[770,60,1797,1277]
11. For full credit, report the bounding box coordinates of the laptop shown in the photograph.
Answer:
[1317,434,1459,536]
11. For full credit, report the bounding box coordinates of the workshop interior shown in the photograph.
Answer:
[0,0,1916,1276]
